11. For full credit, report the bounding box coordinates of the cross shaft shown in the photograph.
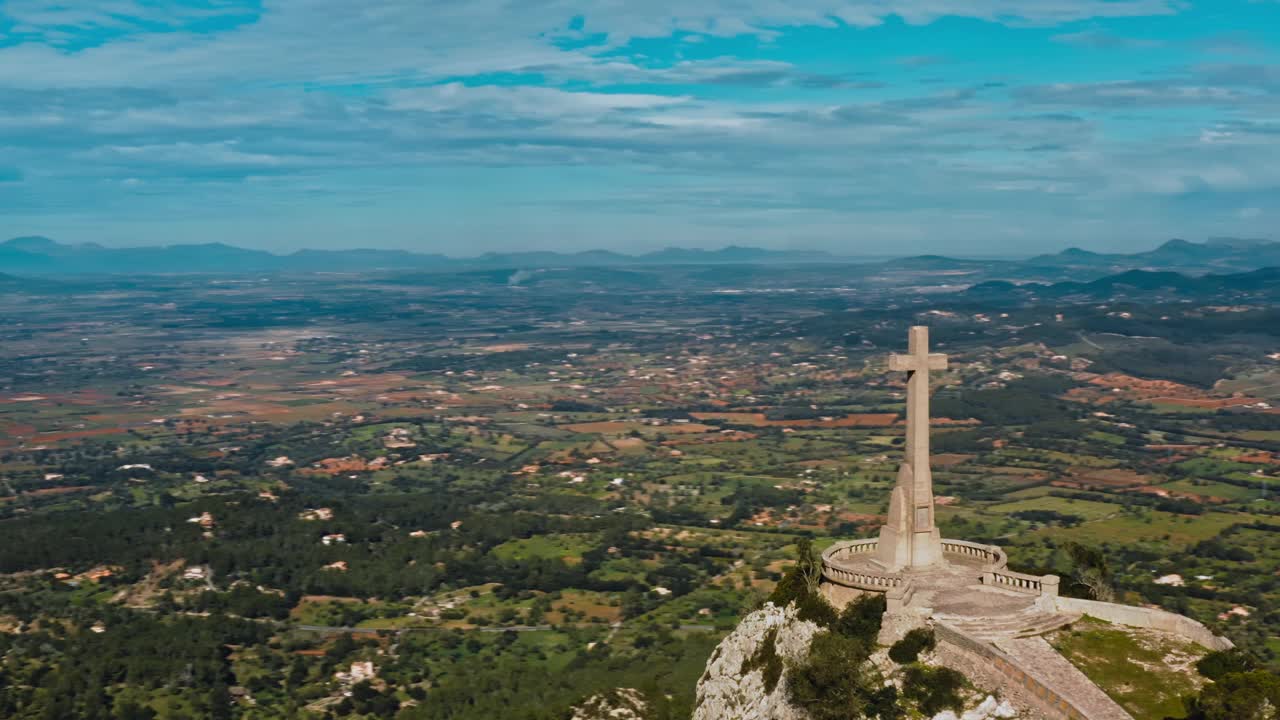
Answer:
[890,326,947,474]
[875,325,949,570]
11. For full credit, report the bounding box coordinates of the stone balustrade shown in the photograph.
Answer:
[825,538,880,557]
[820,540,909,591]
[821,537,1023,593]
[983,570,1060,598]
[821,564,907,590]
[940,539,1008,570]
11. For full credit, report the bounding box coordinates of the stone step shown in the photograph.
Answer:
[935,612,1058,628]
[1014,613,1081,639]
[934,612,1081,641]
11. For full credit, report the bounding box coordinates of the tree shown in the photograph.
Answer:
[768,539,838,625]
[114,701,157,720]
[795,537,823,595]
[888,628,936,665]
[1183,671,1280,720]
[902,665,966,716]
[1065,541,1114,602]
[1196,650,1259,681]
[784,595,894,719]
[786,632,895,720]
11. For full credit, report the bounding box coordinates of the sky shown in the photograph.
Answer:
[1,1,1278,256]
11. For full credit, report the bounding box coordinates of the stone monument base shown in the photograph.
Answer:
[819,535,1232,720]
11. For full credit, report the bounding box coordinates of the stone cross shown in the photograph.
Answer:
[877,326,948,570]
[889,326,948,495]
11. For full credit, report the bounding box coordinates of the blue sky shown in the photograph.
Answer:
[1,0,1278,255]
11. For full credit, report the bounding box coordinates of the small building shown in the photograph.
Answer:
[186,512,215,528]
[335,661,377,684]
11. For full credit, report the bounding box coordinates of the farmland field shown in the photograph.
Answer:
[2,261,1279,718]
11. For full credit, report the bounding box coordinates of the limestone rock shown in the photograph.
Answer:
[931,695,1019,720]
[692,603,822,720]
[694,603,1019,720]
[571,688,650,720]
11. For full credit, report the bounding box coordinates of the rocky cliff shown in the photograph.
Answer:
[693,602,823,720]
[693,603,1023,720]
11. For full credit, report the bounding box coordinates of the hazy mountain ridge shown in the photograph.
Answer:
[1028,238,1280,273]
[0,237,841,274]
[2,236,1277,276]
[962,266,1280,303]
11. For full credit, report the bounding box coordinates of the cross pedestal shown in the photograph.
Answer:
[875,326,948,571]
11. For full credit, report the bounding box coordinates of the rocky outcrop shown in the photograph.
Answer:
[932,695,1019,720]
[694,603,1026,720]
[693,603,822,720]
[571,688,650,720]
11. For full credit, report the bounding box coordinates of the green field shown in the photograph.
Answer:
[1035,511,1261,547]
[492,534,598,562]
[1162,478,1268,503]
[985,496,1121,521]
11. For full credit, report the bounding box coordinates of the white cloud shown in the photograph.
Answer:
[3,0,1276,254]
[0,0,1181,89]
[386,84,688,117]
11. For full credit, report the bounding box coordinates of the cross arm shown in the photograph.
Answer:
[888,353,949,372]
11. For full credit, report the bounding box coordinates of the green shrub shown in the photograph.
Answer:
[742,627,784,693]
[1180,671,1280,720]
[902,665,967,716]
[795,589,839,626]
[786,632,896,720]
[769,538,838,625]
[1195,649,1258,681]
[888,628,936,664]
[831,594,886,644]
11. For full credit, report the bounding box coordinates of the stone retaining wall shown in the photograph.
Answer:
[1054,597,1233,651]
[934,623,1090,720]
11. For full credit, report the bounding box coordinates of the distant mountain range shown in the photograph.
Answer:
[0,237,838,275]
[1026,237,1280,274]
[0,235,1277,276]
[962,266,1280,303]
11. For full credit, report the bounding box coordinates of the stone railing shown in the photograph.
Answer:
[821,539,908,591]
[1055,597,1233,651]
[823,538,879,559]
[940,539,1008,570]
[982,570,1059,597]
[821,564,907,590]
[934,623,1091,720]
